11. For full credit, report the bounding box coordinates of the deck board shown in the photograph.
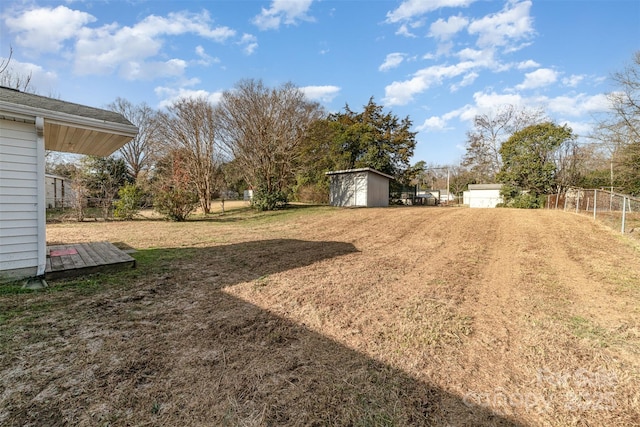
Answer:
[45,241,136,280]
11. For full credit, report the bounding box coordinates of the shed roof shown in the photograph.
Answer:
[468,183,503,190]
[0,86,137,156]
[325,167,394,180]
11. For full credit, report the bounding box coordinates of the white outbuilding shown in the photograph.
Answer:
[0,86,137,282]
[464,183,504,208]
[45,173,74,209]
[326,168,393,208]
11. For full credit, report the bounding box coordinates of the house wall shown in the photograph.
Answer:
[366,172,390,207]
[0,119,40,281]
[468,189,503,208]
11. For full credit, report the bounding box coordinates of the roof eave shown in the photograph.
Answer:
[0,100,138,139]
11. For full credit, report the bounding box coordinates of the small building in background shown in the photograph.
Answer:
[45,173,74,209]
[464,184,504,208]
[326,168,393,208]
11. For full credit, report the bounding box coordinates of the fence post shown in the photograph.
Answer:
[621,196,627,234]
[555,189,560,209]
[593,190,597,220]
[576,191,580,213]
[586,198,590,213]
[563,192,568,211]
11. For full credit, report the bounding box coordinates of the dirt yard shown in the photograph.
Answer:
[1,205,639,426]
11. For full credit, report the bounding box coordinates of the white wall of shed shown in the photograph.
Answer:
[0,119,39,280]
[45,176,74,208]
[329,173,360,206]
[468,189,503,208]
[366,172,390,207]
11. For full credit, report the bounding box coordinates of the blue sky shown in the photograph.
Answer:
[1,0,639,165]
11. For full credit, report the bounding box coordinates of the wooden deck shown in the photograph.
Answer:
[45,241,136,280]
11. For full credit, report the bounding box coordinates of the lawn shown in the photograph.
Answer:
[1,204,639,426]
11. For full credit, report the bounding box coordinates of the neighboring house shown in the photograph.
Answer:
[0,86,137,282]
[464,184,504,208]
[45,173,74,209]
[326,168,393,208]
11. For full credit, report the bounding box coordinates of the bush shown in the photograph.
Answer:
[251,186,288,211]
[503,192,544,209]
[153,187,198,221]
[114,184,143,220]
[294,183,329,204]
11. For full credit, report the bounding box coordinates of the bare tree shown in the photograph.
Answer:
[0,46,33,92]
[608,51,640,142]
[157,97,219,214]
[107,98,159,182]
[215,79,324,208]
[462,105,546,182]
[590,51,640,194]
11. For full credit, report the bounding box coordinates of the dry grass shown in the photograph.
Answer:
[1,205,639,426]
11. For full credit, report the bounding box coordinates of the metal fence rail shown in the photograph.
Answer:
[547,188,640,236]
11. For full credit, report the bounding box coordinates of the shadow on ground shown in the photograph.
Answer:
[0,239,522,426]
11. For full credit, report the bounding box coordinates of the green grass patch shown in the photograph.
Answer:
[568,315,609,347]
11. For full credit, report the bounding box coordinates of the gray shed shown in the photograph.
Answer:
[0,86,137,282]
[326,168,393,207]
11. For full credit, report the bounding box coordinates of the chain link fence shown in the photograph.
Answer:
[547,189,640,238]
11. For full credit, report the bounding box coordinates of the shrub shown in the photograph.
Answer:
[114,184,143,220]
[251,186,288,211]
[153,187,198,221]
[504,192,544,209]
[294,183,329,204]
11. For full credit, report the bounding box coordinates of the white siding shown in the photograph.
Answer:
[0,119,39,279]
[468,189,503,208]
[329,170,391,207]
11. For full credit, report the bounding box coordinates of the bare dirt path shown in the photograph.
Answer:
[2,206,639,426]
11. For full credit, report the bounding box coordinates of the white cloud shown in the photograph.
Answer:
[301,85,341,102]
[429,14,469,40]
[383,61,476,105]
[562,74,585,88]
[194,45,219,66]
[239,34,258,55]
[396,24,417,38]
[468,1,534,50]
[155,86,223,109]
[120,59,187,81]
[4,5,96,53]
[559,120,593,137]
[416,107,467,132]
[517,59,539,69]
[515,68,558,90]
[545,93,610,117]
[72,10,234,76]
[453,91,527,122]
[450,71,478,91]
[386,0,475,23]
[417,116,448,131]
[253,0,315,30]
[132,11,236,41]
[5,6,237,79]
[379,53,406,72]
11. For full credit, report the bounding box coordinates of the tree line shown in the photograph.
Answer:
[46,79,417,220]
[34,51,640,216]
